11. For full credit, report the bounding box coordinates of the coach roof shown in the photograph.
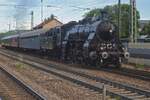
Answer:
[20,28,50,38]
[1,34,19,40]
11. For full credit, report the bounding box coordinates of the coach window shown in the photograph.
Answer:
[32,38,34,41]
[48,31,52,36]
[51,29,54,36]
[57,28,60,33]
[45,32,48,36]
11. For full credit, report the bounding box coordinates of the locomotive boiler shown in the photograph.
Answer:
[62,13,129,67]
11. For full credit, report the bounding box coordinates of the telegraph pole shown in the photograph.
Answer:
[15,18,18,30]
[133,0,137,43]
[31,11,34,30]
[41,0,44,22]
[118,0,121,39]
[130,0,134,43]
[8,23,11,31]
[130,0,137,43]
[8,18,11,31]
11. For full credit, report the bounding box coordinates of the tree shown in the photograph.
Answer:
[0,31,16,39]
[83,4,140,38]
[83,8,102,18]
[141,22,150,35]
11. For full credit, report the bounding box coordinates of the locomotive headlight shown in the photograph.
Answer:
[100,47,104,50]
[122,47,128,51]
[109,29,113,33]
[124,52,130,59]
[122,47,125,50]
[102,52,109,59]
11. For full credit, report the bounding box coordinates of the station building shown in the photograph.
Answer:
[33,16,63,30]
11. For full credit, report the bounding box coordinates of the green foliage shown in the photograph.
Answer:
[114,96,121,100]
[141,22,150,35]
[135,63,145,69]
[83,4,140,38]
[0,31,16,39]
[83,8,102,18]
[15,62,25,70]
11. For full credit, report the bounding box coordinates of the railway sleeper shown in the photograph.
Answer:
[129,95,146,99]
[123,93,138,96]
[118,90,131,94]
[136,98,150,100]
[109,88,125,92]
[110,89,124,93]
[104,84,114,88]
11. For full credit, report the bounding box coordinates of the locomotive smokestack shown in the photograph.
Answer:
[101,11,108,21]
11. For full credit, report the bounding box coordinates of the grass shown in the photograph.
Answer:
[135,63,145,69]
[114,96,121,100]
[15,62,25,70]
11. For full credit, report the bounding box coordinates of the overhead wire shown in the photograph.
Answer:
[0,0,119,30]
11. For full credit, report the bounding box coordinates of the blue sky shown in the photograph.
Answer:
[0,0,150,32]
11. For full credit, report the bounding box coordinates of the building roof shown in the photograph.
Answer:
[33,18,63,30]
[139,20,150,29]
[139,20,150,24]
[139,35,149,39]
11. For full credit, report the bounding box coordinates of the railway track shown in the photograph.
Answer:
[1,48,150,81]
[0,49,150,100]
[99,67,150,81]
[0,64,45,100]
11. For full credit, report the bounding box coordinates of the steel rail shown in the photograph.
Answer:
[0,64,46,100]
[1,48,150,81]
[99,67,150,81]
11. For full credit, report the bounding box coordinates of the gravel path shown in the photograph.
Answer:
[86,69,150,91]
[46,60,150,91]
[123,63,150,72]
[0,54,107,100]
[0,67,35,100]
[2,49,149,91]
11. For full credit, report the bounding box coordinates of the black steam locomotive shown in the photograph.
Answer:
[1,12,129,68]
